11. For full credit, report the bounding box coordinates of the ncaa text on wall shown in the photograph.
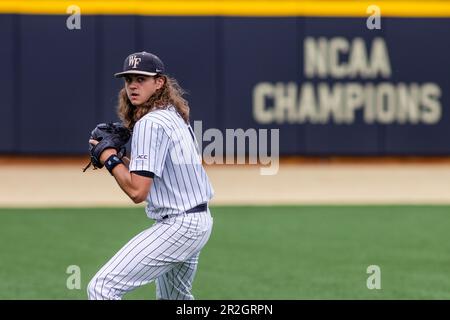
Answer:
[253,37,442,125]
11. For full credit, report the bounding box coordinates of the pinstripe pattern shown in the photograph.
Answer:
[88,210,213,300]
[129,106,214,220]
[156,253,199,300]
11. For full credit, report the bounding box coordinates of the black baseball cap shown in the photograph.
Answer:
[114,51,165,78]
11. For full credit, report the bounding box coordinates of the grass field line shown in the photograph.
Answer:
[1,163,450,207]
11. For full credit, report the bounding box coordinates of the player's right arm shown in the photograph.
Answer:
[110,162,151,203]
[91,146,151,203]
[94,118,170,204]
[122,156,130,168]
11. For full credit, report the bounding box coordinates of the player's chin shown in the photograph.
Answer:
[129,98,143,106]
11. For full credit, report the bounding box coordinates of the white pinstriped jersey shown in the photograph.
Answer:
[129,105,214,220]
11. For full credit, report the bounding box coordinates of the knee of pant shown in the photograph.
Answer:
[87,276,100,300]
[87,275,110,300]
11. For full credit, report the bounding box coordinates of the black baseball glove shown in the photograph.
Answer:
[83,122,131,172]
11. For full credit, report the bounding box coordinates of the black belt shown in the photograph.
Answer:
[161,203,208,220]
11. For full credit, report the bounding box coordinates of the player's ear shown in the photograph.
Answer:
[155,76,165,89]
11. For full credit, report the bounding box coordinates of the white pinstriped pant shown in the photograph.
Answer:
[87,210,213,300]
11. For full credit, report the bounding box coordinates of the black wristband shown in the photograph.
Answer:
[104,154,123,175]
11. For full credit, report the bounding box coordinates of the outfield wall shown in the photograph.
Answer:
[1,1,449,155]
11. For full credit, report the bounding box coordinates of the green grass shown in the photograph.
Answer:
[1,205,450,299]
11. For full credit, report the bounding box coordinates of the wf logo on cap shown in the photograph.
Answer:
[129,56,142,69]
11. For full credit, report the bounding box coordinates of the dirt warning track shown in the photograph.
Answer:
[1,157,450,207]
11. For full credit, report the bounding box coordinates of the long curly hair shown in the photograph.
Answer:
[117,75,190,130]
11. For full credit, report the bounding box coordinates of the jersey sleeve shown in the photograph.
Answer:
[129,119,171,178]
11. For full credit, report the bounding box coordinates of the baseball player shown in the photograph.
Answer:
[87,51,214,300]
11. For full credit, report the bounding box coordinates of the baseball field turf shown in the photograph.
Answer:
[1,205,449,300]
